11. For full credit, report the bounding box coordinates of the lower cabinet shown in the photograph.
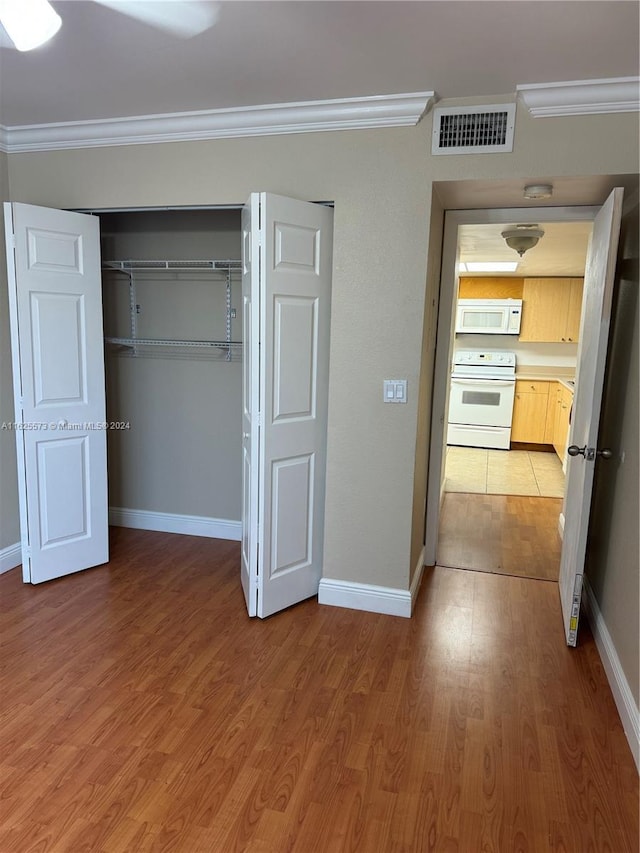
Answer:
[511,380,552,443]
[553,385,574,461]
[511,379,574,459]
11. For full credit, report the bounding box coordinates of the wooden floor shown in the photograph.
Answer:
[1,527,637,852]
[437,493,563,581]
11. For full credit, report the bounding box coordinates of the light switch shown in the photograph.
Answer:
[383,379,407,403]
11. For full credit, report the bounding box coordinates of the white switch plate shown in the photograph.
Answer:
[383,379,407,403]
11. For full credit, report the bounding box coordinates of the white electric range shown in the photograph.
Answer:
[447,350,517,450]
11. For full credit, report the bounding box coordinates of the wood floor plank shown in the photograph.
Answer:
[437,492,563,580]
[0,527,637,852]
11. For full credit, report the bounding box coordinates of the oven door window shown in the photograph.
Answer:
[461,389,502,406]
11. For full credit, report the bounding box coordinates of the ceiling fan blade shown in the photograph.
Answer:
[95,1,220,38]
[0,24,17,48]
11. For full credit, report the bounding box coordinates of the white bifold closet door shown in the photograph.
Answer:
[4,195,332,616]
[4,202,108,584]
[241,193,333,618]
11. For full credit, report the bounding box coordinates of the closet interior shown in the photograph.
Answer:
[99,208,243,530]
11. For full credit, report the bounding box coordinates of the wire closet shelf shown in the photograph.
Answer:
[102,259,242,361]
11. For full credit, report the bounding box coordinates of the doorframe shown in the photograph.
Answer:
[424,204,599,565]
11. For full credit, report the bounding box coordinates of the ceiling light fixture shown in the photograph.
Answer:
[0,0,61,51]
[523,183,553,200]
[465,262,519,273]
[501,224,545,257]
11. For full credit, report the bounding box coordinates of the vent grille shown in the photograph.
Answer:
[432,104,516,155]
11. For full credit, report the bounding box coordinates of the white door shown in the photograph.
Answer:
[240,199,259,615]
[241,193,333,618]
[4,202,108,584]
[559,188,623,646]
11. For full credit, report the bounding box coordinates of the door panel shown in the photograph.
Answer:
[273,296,317,421]
[37,436,90,545]
[559,188,623,646]
[31,292,87,405]
[4,202,108,584]
[242,193,333,618]
[270,453,313,575]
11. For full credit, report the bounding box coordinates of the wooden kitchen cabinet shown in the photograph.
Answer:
[544,387,557,444]
[565,278,584,342]
[511,379,552,443]
[519,277,584,343]
[552,384,574,460]
[458,276,523,300]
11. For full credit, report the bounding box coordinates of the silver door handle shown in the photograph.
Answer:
[568,445,613,460]
[567,444,587,457]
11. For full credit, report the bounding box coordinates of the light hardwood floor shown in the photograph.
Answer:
[0,527,637,852]
[437,493,563,581]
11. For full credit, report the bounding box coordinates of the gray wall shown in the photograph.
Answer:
[0,151,20,551]
[100,210,243,520]
[585,188,640,708]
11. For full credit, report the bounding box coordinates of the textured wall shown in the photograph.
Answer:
[0,151,20,551]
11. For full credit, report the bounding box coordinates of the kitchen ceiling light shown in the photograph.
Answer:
[465,262,519,273]
[501,224,544,257]
[0,0,61,51]
[523,183,553,200]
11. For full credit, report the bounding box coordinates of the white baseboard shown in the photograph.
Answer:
[318,577,412,618]
[582,576,640,772]
[410,546,426,613]
[0,542,21,575]
[109,507,242,541]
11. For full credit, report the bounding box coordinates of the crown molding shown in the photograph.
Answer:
[0,92,435,154]
[517,77,640,117]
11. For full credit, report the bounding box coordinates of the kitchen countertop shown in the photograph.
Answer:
[515,366,575,392]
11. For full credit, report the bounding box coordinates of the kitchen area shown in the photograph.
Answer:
[444,220,592,497]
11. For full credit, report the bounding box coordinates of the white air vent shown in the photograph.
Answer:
[432,104,516,155]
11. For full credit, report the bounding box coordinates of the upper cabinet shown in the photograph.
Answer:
[519,277,584,343]
[565,277,584,343]
[458,277,523,300]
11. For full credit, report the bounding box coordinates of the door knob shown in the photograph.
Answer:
[567,445,613,461]
[567,444,586,457]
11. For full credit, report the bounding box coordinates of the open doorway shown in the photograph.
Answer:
[428,211,594,582]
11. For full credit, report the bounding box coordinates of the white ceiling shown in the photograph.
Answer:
[0,1,638,127]
[458,221,593,277]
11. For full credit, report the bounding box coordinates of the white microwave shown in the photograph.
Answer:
[455,299,522,335]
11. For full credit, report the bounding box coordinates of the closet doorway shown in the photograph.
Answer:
[5,197,334,620]
[100,208,244,543]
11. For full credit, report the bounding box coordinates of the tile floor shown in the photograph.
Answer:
[444,446,565,498]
